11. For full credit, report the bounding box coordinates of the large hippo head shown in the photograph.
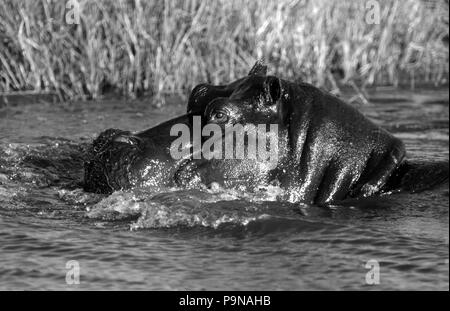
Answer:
[83,61,268,193]
[84,61,407,204]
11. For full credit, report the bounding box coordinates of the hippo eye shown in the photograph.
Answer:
[210,111,228,123]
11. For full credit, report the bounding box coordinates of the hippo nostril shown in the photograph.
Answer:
[112,135,143,147]
[92,128,127,152]
[113,135,133,144]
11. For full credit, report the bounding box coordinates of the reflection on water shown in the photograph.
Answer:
[0,89,448,290]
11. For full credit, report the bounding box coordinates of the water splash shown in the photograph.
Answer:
[86,186,286,229]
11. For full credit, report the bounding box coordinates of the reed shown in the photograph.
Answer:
[0,0,448,101]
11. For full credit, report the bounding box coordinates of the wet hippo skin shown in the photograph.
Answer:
[84,62,449,204]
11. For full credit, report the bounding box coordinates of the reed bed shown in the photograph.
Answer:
[0,0,448,101]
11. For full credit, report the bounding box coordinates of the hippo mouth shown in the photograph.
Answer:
[84,127,203,193]
[172,158,201,187]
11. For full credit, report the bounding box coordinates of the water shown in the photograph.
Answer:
[0,89,448,290]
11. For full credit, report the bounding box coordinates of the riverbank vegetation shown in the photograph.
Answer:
[0,0,448,101]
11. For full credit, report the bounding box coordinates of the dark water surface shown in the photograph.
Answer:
[0,89,448,290]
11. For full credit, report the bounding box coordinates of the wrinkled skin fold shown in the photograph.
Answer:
[84,62,449,204]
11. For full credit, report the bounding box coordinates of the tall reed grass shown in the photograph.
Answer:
[0,0,448,101]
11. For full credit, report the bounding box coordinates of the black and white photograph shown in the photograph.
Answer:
[0,0,448,293]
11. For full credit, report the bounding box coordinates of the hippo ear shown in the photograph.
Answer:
[248,59,267,77]
[264,76,282,104]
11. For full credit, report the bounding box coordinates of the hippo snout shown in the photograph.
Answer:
[84,129,143,193]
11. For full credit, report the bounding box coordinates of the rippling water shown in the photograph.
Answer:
[0,89,448,290]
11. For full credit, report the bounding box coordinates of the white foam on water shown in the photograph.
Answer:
[87,184,286,229]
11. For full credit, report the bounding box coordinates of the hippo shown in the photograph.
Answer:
[84,62,448,204]
[83,61,268,193]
